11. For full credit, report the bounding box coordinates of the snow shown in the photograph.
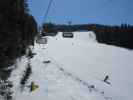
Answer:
[56,31,97,42]
[8,31,133,100]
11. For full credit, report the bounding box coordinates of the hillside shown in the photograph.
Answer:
[42,23,133,49]
[7,31,133,100]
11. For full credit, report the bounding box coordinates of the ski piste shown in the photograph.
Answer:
[8,31,133,100]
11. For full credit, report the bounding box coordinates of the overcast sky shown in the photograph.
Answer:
[28,0,133,25]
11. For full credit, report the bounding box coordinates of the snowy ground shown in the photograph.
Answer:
[8,31,133,100]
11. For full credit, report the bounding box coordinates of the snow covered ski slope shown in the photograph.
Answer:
[9,31,133,100]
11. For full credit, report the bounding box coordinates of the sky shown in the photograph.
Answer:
[28,0,133,25]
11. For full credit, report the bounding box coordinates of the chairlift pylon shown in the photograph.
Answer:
[41,0,54,35]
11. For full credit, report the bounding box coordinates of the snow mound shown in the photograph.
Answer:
[55,31,97,42]
[73,31,97,42]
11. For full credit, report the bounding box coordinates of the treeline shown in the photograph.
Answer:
[0,0,38,70]
[42,23,133,49]
[88,24,133,49]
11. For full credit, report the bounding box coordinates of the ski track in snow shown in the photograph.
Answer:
[9,45,112,100]
[9,45,110,100]
[45,57,112,100]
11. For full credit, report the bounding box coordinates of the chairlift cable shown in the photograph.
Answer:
[43,0,53,25]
